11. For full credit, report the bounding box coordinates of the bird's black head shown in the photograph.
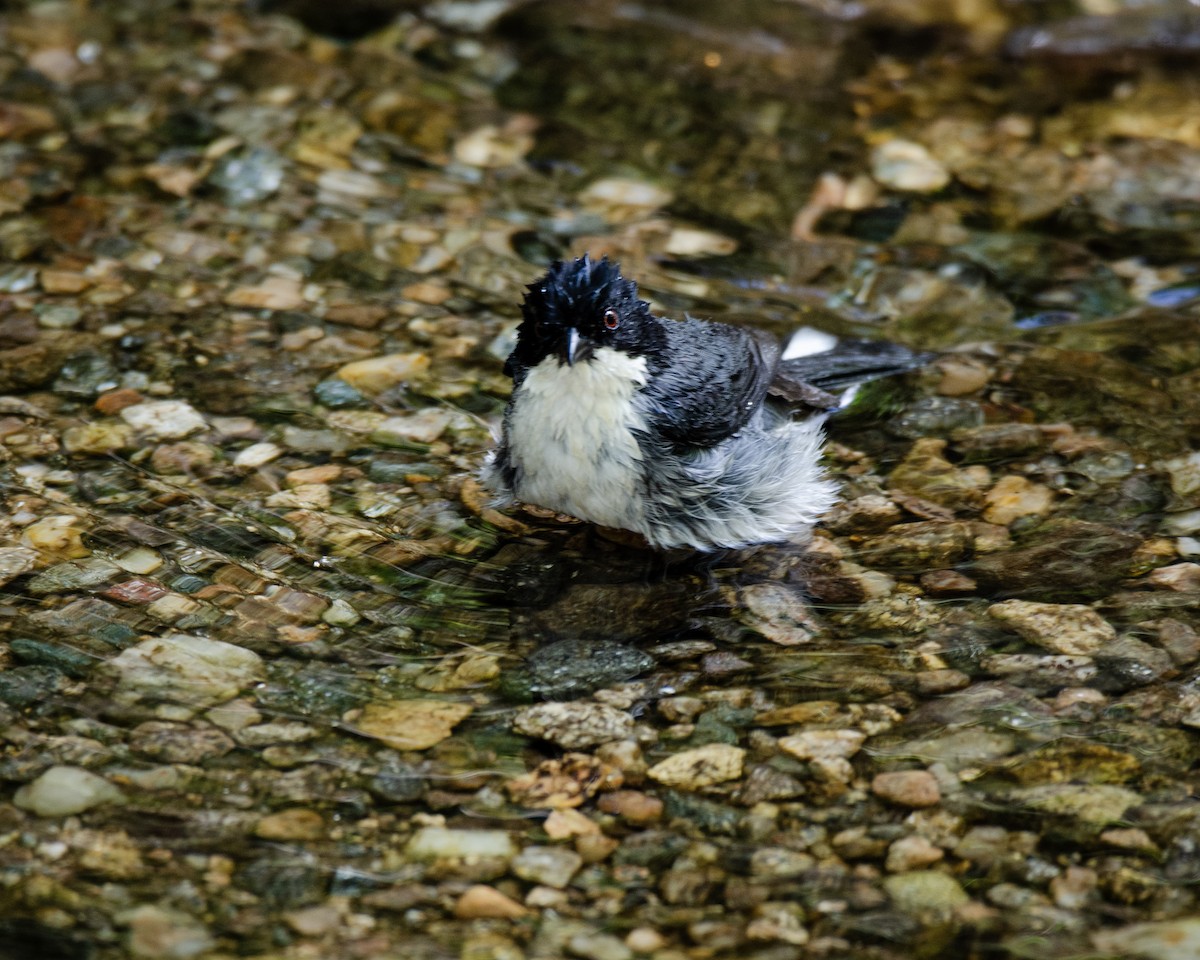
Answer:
[507,255,665,377]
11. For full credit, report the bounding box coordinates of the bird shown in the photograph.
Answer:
[482,255,927,551]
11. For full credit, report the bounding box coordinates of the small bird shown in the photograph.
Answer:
[483,255,926,551]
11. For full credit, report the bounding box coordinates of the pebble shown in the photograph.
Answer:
[567,931,633,960]
[663,226,737,256]
[129,721,235,763]
[596,790,664,824]
[872,770,942,808]
[1093,917,1200,960]
[646,743,746,789]
[988,600,1116,655]
[372,409,454,444]
[579,177,673,219]
[778,729,866,762]
[1146,562,1200,591]
[233,441,282,468]
[224,275,305,310]
[119,400,207,440]
[0,546,39,586]
[355,699,473,750]
[511,845,583,889]
[124,905,215,959]
[20,514,90,560]
[514,702,634,749]
[405,827,516,862]
[256,808,326,841]
[454,885,528,919]
[886,835,945,872]
[105,634,265,710]
[61,421,133,454]
[871,139,951,192]
[883,871,969,916]
[982,476,1054,525]
[739,582,819,645]
[284,903,342,937]
[335,353,430,394]
[14,765,124,817]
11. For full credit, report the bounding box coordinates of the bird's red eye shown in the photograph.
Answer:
[603,308,620,330]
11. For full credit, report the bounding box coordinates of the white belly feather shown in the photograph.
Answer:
[507,348,649,530]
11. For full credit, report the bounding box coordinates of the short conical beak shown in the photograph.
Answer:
[558,327,582,366]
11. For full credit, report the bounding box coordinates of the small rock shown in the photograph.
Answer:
[284,903,342,937]
[14,766,124,817]
[406,828,516,862]
[597,790,664,823]
[125,905,215,959]
[883,871,969,915]
[355,699,473,750]
[0,546,39,586]
[61,421,133,455]
[778,729,866,762]
[20,515,90,560]
[740,582,820,645]
[872,770,942,808]
[372,409,453,444]
[1093,917,1200,960]
[105,634,265,710]
[256,808,326,841]
[454,885,527,919]
[567,930,633,960]
[982,476,1054,525]
[647,744,745,789]
[988,600,1116,655]
[579,177,673,220]
[886,835,945,872]
[871,139,951,193]
[224,275,305,310]
[129,721,235,763]
[663,227,736,256]
[119,400,207,440]
[1147,562,1200,591]
[514,702,634,749]
[511,845,583,889]
[233,442,282,468]
[920,569,977,596]
[335,353,430,395]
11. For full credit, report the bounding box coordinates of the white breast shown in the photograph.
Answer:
[506,347,649,530]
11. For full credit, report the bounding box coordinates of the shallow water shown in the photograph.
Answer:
[1,2,1199,959]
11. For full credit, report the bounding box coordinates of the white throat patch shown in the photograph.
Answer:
[506,346,649,530]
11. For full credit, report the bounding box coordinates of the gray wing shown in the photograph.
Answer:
[644,320,781,449]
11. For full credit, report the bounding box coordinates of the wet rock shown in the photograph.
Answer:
[511,845,583,889]
[355,699,473,750]
[20,515,90,561]
[406,828,516,862]
[739,581,821,645]
[14,765,124,817]
[871,139,950,193]
[872,770,941,808]
[988,600,1115,654]
[1093,917,1200,960]
[0,666,69,708]
[883,871,969,915]
[886,835,945,873]
[647,744,745,790]
[953,424,1044,463]
[515,639,655,701]
[1094,635,1175,690]
[890,438,989,512]
[855,521,973,571]
[454,885,527,919]
[256,808,326,842]
[514,701,634,749]
[982,476,1054,525]
[104,634,265,710]
[567,930,633,960]
[119,400,207,440]
[0,546,39,586]
[968,519,1142,600]
[124,905,215,960]
[890,397,985,439]
[335,353,430,395]
[129,721,235,763]
[597,790,664,823]
[9,638,95,679]
[1010,784,1142,830]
